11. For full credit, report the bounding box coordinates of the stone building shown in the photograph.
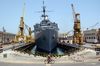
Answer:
[0,31,16,43]
[83,29,100,42]
[97,28,100,42]
[67,35,73,40]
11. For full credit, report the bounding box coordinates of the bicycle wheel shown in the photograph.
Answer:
[51,60,55,64]
[44,60,48,64]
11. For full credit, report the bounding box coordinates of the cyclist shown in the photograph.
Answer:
[47,55,51,63]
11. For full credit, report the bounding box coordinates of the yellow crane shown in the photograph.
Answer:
[25,24,33,37]
[15,3,27,43]
[71,4,83,45]
[15,3,35,43]
[25,24,35,42]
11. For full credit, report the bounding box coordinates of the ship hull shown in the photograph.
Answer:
[35,29,58,53]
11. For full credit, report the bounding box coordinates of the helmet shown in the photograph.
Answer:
[48,55,50,56]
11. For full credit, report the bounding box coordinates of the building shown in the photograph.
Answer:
[83,29,100,42]
[0,31,16,43]
[97,28,100,42]
[67,35,73,40]
[58,34,67,40]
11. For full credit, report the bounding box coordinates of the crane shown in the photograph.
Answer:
[25,24,35,43]
[71,4,83,45]
[87,22,99,30]
[2,27,6,43]
[25,24,33,37]
[15,3,27,43]
[2,27,6,32]
[63,30,73,36]
[19,3,25,36]
[15,3,35,43]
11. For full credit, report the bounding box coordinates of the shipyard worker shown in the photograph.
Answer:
[47,55,52,63]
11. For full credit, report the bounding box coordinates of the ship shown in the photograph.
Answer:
[34,1,59,53]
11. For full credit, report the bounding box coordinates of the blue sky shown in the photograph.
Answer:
[0,0,100,35]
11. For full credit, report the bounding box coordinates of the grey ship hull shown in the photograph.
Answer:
[35,29,58,53]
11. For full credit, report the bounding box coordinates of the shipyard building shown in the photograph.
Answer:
[0,31,16,43]
[83,28,100,43]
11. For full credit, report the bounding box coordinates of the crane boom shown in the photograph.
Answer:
[81,27,84,34]
[22,3,25,23]
[91,22,99,30]
[67,30,73,35]
[87,22,99,30]
[71,4,75,22]
[63,30,73,36]
[25,24,29,31]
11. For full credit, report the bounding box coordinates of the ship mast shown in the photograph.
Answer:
[36,1,52,20]
[42,1,47,20]
[42,1,46,19]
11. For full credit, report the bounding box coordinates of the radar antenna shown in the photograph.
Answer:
[35,1,53,20]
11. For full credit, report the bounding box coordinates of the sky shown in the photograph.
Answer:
[0,0,100,35]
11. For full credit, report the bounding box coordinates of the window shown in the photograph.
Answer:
[94,37,95,39]
[85,37,86,40]
[98,36,99,40]
[89,37,90,39]
[87,37,88,39]
[92,37,93,39]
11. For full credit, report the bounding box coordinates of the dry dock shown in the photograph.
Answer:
[0,42,100,64]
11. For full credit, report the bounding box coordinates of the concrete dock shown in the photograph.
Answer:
[0,49,99,64]
[0,43,100,64]
[0,42,35,51]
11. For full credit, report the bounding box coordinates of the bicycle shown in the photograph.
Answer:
[44,59,55,64]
